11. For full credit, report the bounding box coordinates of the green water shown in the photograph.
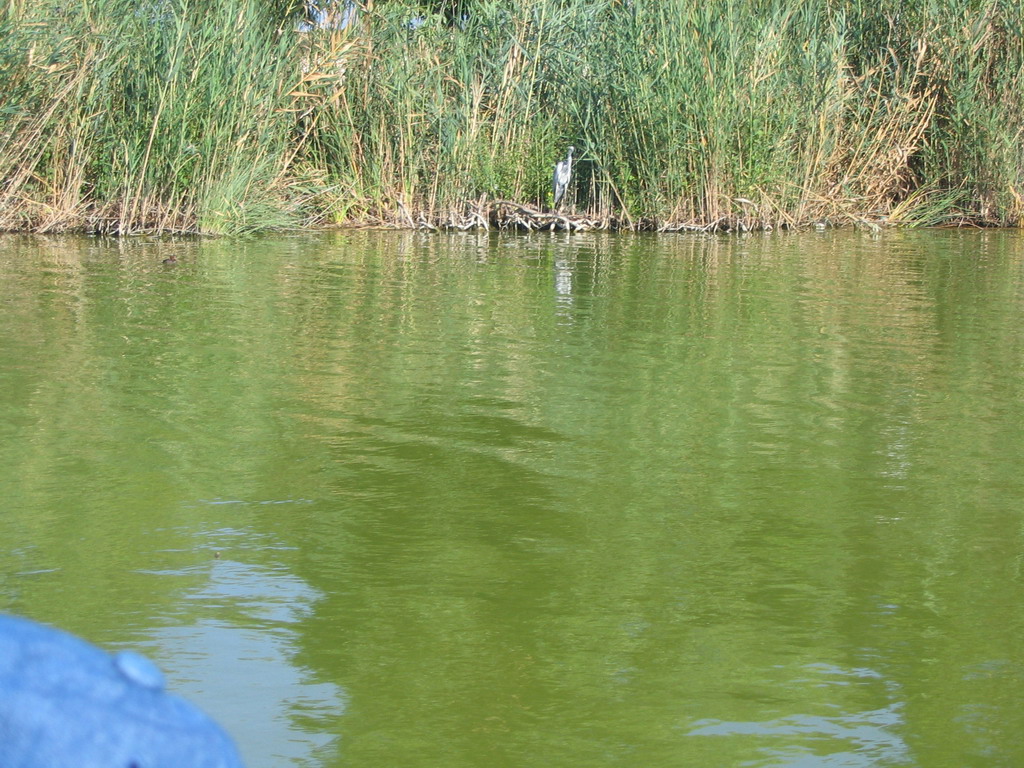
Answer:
[2,229,1024,768]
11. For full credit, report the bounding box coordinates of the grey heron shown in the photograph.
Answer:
[552,145,575,208]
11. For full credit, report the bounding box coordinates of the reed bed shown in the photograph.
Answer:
[1,0,1022,234]
[0,0,304,234]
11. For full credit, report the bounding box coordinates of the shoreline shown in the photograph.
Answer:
[0,196,997,237]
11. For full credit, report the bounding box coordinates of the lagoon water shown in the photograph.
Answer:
[2,229,1024,767]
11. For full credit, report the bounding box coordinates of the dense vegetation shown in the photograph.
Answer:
[1,0,1023,234]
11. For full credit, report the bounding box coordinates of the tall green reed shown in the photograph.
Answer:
[2,0,1023,232]
[917,0,1024,225]
[307,0,1008,228]
[0,0,304,234]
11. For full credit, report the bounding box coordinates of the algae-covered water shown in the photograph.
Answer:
[2,229,1024,767]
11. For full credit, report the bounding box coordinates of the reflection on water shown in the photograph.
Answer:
[692,707,910,767]
[2,229,1024,767]
[134,526,345,768]
[554,254,573,320]
[690,665,911,767]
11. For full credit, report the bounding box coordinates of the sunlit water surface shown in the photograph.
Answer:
[2,229,1024,767]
